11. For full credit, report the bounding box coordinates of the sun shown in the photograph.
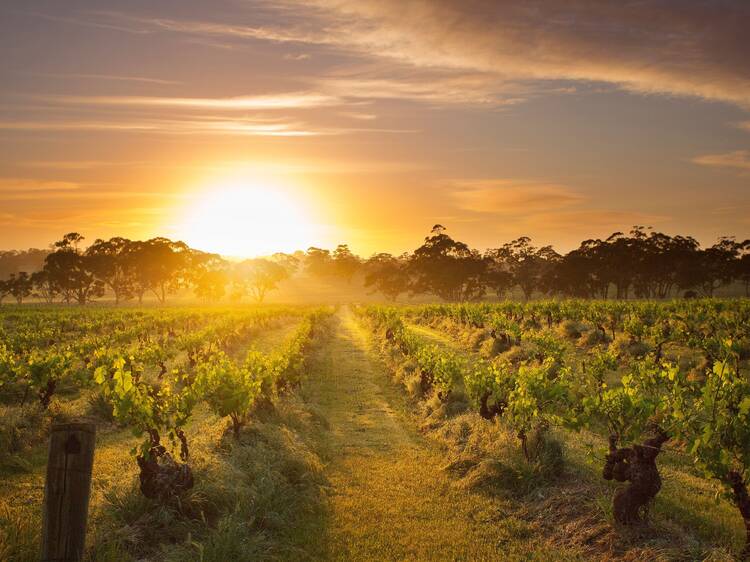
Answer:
[174,173,320,257]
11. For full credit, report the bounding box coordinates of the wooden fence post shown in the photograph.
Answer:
[41,422,96,562]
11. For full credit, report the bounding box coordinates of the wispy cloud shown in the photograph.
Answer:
[317,73,528,107]
[305,0,750,108]
[41,92,339,110]
[0,178,81,192]
[450,179,584,214]
[88,1,750,108]
[0,118,323,136]
[519,209,671,237]
[25,72,180,85]
[445,178,671,247]
[18,160,139,170]
[338,111,377,121]
[692,150,750,173]
[0,177,172,201]
[0,117,414,137]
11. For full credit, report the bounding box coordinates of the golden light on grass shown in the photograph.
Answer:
[174,171,321,257]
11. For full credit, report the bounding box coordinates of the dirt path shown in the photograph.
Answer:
[302,307,545,561]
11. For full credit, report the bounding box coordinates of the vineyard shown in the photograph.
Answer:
[0,305,333,560]
[0,300,749,560]
[356,299,750,560]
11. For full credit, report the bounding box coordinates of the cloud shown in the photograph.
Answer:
[692,150,750,173]
[524,209,670,232]
[444,178,672,248]
[19,160,138,170]
[26,72,180,85]
[0,177,169,201]
[338,111,377,121]
[0,178,81,192]
[43,92,339,110]
[0,117,415,137]
[0,118,323,136]
[304,0,750,107]
[48,3,750,109]
[317,73,528,106]
[450,179,584,214]
[4,91,419,137]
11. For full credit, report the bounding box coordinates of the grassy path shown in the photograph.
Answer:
[302,308,565,561]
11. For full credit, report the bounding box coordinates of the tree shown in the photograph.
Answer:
[545,246,603,298]
[585,230,641,299]
[86,237,136,304]
[123,238,190,304]
[8,272,33,304]
[0,278,9,304]
[483,250,515,299]
[31,269,59,303]
[270,252,300,276]
[305,247,333,278]
[186,249,227,302]
[677,237,739,297]
[364,253,410,301]
[332,244,361,282]
[232,258,289,303]
[632,232,699,298]
[737,240,750,297]
[490,237,559,300]
[43,233,104,305]
[409,225,488,302]
[193,269,228,302]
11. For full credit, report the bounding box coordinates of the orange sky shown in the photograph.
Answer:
[1,1,749,256]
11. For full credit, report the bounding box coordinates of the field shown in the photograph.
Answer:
[1,300,749,561]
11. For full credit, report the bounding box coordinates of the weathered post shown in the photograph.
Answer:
[41,422,96,562]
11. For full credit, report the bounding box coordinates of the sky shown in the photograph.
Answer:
[1,0,749,257]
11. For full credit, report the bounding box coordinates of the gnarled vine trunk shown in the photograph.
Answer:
[728,471,750,560]
[478,391,505,420]
[136,429,193,502]
[603,429,668,524]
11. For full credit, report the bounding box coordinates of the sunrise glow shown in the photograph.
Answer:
[175,174,320,257]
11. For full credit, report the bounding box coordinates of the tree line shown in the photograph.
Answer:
[363,225,750,301]
[1,225,749,304]
[0,233,294,305]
